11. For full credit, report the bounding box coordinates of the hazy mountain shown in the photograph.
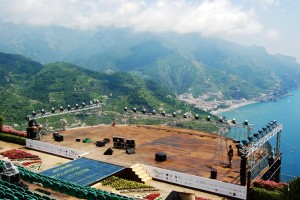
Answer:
[0,52,209,125]
[1,23,300,99]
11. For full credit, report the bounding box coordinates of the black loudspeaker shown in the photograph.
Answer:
[55,135,63,142]
[126,148,135,154]
[155,152,167,162]
[126,139,136,149]
[240,155,247,186]
[240,155,247,169]
[104,148,113,155]
[96,141,105,147]
[103,138,110,144]
[210,169,217,179]
[113,136,125,148]
[76,138,81,142]
[240,169,246,186]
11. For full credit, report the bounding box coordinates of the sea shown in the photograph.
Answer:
[220,90,300,179]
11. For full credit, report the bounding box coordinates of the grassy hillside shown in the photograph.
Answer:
[0,53,214,132]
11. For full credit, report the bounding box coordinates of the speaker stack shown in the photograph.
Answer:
[240,155,247,186]
[113,136,126,148]
[125,139,136,149]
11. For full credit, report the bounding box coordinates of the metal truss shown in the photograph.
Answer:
[28,103,101,120]
[241,124,283,157]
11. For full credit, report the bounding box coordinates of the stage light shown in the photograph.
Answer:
[243,120,248,126]
[60,106,64,112]
[218,117,224,123]
[51,108,55,113]
[161,111,166,116]
[82,102,86,107]
[32,111,36,116]
[172,112,176,117]
[253,133,259,138]
[90,101,93,105]
[41,109,45,115]
[96,99,100,104]
[132,108,137,113]
[194,114,199,120]
[75,104,79,109]
[67,105,71,111]
[247,136,253,142]
[242,139,249,145]
[206,116,211,121]
[152,110,156,115]
[231,118,236,124]
[258,130,263,135]
[124,107,128,112]
[262,127,267,132]
[142,108,146,114]
[183,114,187,118]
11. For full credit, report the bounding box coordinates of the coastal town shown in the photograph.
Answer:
[177,91,284,114]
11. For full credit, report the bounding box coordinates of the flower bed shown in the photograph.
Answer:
[253,180,288,191]
[0,149,40,160]
[1,125,27,137]
[101,176,158,192]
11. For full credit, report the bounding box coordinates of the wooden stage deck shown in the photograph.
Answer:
[41,125,241,183]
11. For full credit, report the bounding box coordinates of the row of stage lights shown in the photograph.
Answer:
[237,120,278,146]
[31,100,100,117]
[123,107,207,120]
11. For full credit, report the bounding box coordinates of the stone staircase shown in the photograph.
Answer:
[131,164,152,183]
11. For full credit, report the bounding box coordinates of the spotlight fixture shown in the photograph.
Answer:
[41,109,45,115]
[90,101,93,105]
[206,116,211,121]
[262,127,267,132]
[67,105,71,111]
[96,99,100,104]
[161,111,166,116]
[194,114,199,120]
[82,102,86,107]
[32,111,36,116]
[253,133,259,138]
[172,112,176,117]
[152,110,156,115]
[124,107,128,112]
[142,108,146,114]
[51,108,55,113]
[60,106,64,112]
[218,117,224,123]
[247,136,253,142]
[132,108,137,113]
[183,114,187,118]
[231,118,236,124]
[75,104,79,109]
[243,120,248,126]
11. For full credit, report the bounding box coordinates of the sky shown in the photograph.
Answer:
[0,0,299,62]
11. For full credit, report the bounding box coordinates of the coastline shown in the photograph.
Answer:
[210,100,258,115]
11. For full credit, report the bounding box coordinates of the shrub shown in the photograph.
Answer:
[0,133,26,145]
[250,187,286,200]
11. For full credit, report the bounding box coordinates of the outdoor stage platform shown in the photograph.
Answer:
[40,125,242,184]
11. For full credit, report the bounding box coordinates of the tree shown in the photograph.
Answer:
[0,115,4,131]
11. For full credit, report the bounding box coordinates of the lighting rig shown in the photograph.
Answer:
[27,100,101,120]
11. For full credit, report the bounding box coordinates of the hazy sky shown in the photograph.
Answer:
[0,0,299,62]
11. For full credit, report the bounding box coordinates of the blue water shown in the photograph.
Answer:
[220,90,300,177]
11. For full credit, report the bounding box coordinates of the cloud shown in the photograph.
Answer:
[0,0,263,37]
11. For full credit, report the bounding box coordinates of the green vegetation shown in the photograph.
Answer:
[251,178,300,200]
[0,133,26,145]
[0,53,216,133]
[101,176,156,192]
